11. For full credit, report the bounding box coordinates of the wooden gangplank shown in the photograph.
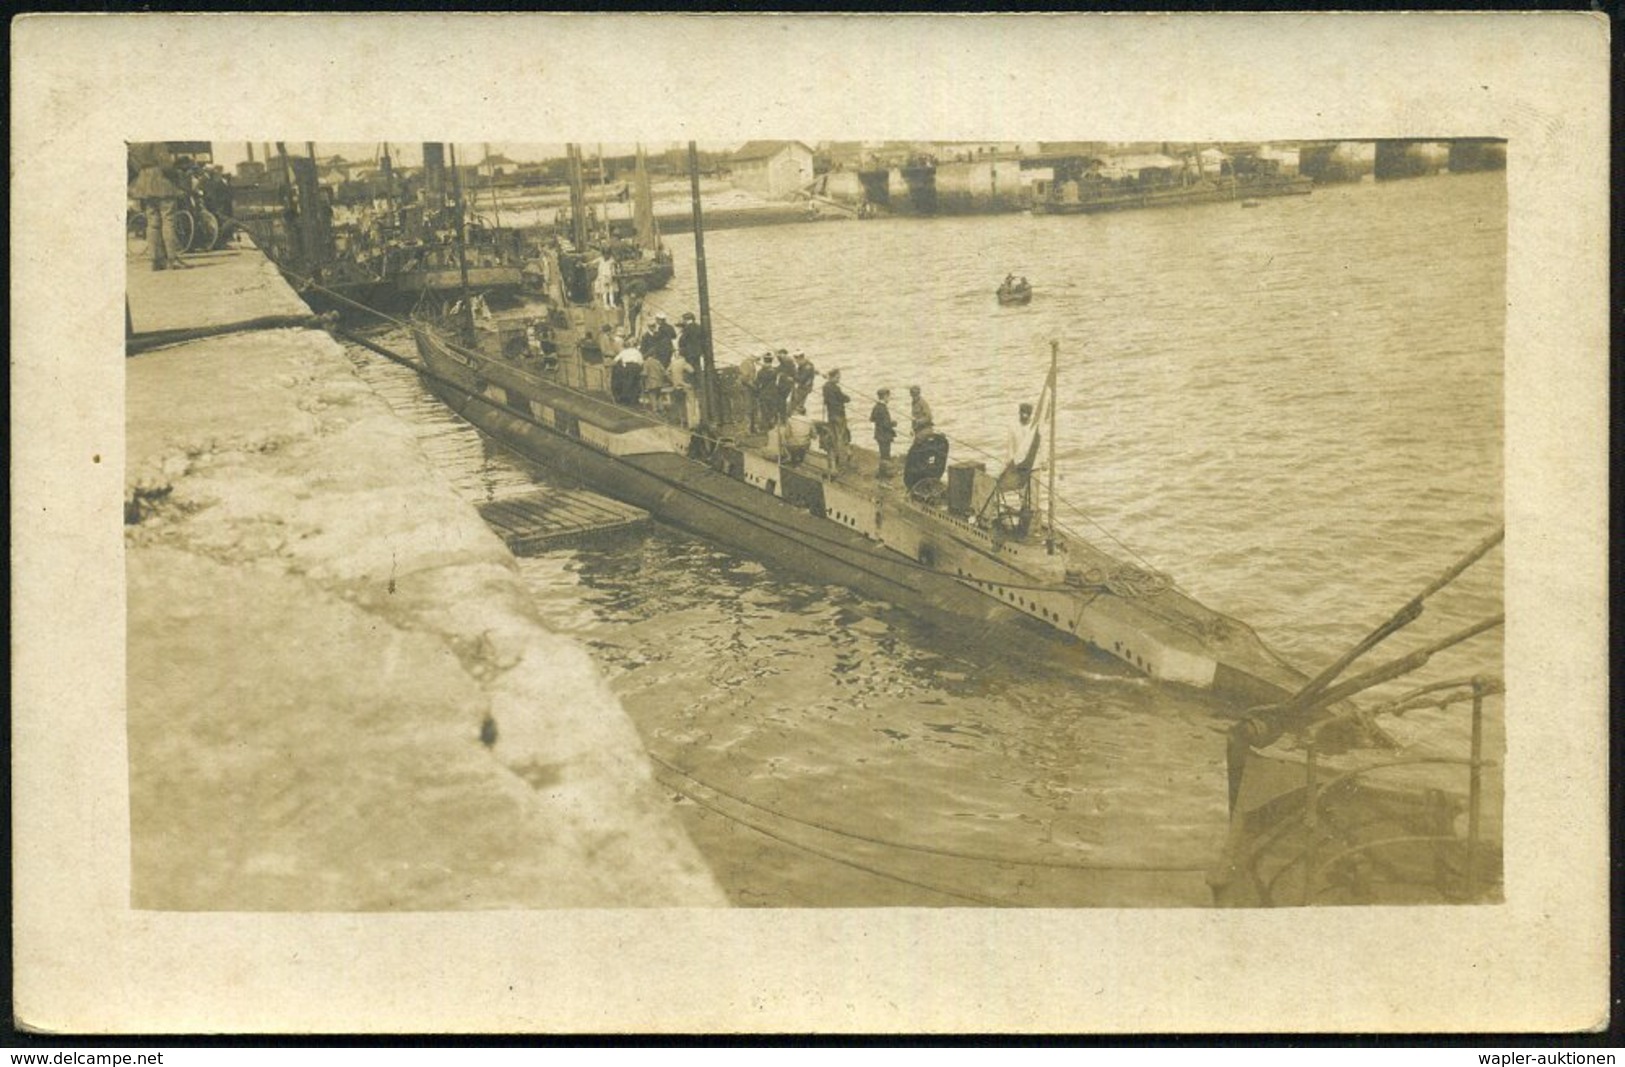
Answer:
[476,488,649,554]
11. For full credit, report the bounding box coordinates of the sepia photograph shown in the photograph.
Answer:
[123,134,1507,911]
[15,13,1610,1035]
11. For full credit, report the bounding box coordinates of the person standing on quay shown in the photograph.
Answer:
[201,164,235,247]
[128,142,186,271]
[909,385,934,438]
[870,388,897,475]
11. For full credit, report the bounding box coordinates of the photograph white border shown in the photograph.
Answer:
[11,12,1610,1034]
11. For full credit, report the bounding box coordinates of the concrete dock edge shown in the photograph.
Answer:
[125,248,724,908]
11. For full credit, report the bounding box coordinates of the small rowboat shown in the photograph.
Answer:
[997,280,1032,305]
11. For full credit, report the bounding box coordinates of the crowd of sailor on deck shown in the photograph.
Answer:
[593,318,1039,496]
[597,313,965,480]
[516,234,1038,498]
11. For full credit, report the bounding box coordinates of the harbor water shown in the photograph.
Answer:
[344,170,1505,906]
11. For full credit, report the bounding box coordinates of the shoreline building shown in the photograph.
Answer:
[727,140,816,200]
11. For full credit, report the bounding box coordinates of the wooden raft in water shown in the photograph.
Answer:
[476,488,649,554]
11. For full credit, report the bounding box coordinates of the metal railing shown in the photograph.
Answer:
[1247,675,1501,905]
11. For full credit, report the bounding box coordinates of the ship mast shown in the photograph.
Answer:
[687,141,721,423]
[379,143,397,231]
[447,143,475,343]
[633,144,657,253]
[566,144,589,251]
[484,141,502,230]
[596,143,608,239]
[1046,339,1059,555]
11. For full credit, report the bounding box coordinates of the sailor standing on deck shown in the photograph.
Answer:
[754,354,781,428]
[791,352,817,414]
[739,353,763,432]
[909,385,934,438]
[641,350,671,414]
[773,352,797,423]
[870,388,897,473]
[804,365,827,450]
[644,311,676,368]
[670,352,697,428]
[1004,402,1041,474]
[822,370,851,473]
[612,334,644,405]
[677,312,705,375]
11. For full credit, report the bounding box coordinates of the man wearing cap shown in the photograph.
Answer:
[753,354,781,429]
[643,310,676,368]
[821,369,851,473]
[791,352,817,414]
[678,312,705,374]
[773,350,796,401]
[870,388,898,474]
[909,386,934,438]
